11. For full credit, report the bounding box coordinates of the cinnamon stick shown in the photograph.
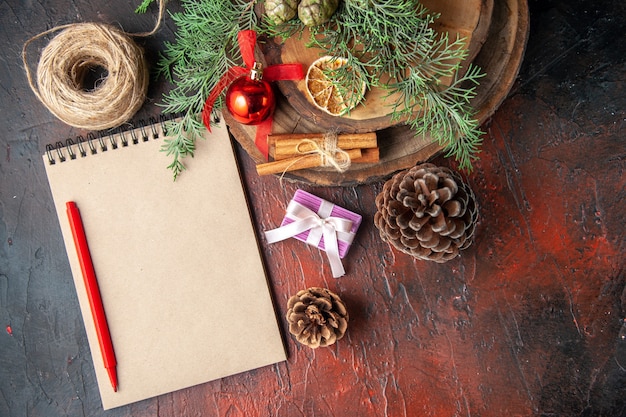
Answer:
[351,147,380,164]
[270,132,377,160]
[256,148,362,176]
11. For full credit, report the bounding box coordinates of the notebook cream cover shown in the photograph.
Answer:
[43,117,286,409]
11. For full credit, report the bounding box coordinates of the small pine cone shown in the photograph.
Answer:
[298,0,339,26]
[286,287,348,348]
[374,163,478,263]
[264,0,298,25]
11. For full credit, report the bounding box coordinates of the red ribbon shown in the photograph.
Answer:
[202,30,303,160]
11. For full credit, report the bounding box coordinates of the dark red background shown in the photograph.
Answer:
[1,0,624,416]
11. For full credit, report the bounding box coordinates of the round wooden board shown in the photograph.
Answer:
[226,0,529,186]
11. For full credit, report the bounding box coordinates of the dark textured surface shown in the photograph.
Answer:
[1,0,624,416]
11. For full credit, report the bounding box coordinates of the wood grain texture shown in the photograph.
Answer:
[1,0,625,416]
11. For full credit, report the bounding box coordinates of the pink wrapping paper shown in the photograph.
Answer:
[281,190,362,258]
[264,189,362,277]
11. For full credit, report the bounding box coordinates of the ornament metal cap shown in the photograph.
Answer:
[250,62,263,81]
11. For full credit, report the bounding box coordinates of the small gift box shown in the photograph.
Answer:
[264,189,362,278]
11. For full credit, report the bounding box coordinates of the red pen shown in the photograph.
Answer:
[66,201,118,392]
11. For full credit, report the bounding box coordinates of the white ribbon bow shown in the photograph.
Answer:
[264,199,354,278]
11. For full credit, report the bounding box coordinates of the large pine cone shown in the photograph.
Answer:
[374,163,478,262]
[286,287,348,348]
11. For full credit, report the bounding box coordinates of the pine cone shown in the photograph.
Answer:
[298,0,339,26]
[374,163,478,262]
[286,287,348,348]
[264,0,299,25]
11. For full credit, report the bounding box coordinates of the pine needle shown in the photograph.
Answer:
[134,0,156,14]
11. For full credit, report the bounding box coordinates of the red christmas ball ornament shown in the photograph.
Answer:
[225,62,275,125]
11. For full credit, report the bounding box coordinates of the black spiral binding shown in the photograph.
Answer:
[45,113,177,165]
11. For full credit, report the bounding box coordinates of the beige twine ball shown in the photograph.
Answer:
[26,23,150,131]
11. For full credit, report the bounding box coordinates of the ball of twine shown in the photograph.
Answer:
[26,23,149,131]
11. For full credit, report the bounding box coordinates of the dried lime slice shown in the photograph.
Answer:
[305,56,366,116]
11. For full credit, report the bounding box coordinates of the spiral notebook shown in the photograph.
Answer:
[42,116,286,410]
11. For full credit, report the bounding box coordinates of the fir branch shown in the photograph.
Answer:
[149,0,258,179]
[135,0,156,14]
[391,64,485,171]
[161,112,206,178]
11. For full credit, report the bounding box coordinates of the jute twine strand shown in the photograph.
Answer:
[296,132,352,173]
[22,0,165,131]
[277,131,352,181]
